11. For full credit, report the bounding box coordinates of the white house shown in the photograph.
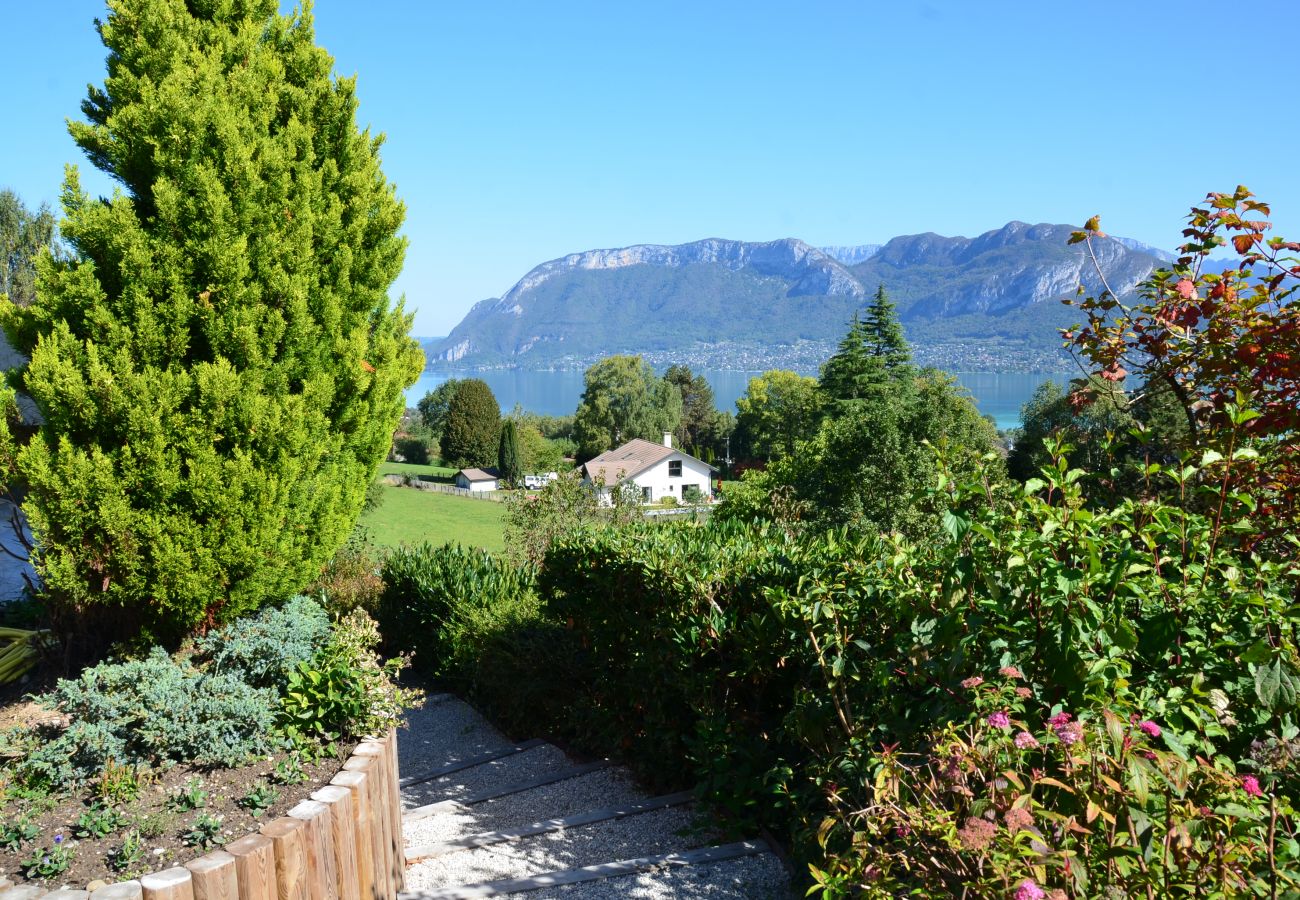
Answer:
[454,467,500,492]
[581,433,717,505]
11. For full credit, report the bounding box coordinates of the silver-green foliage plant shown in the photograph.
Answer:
[196,594,331,689]
[21,596,334,787]
[0,0,423,638]
[23,647,277,787]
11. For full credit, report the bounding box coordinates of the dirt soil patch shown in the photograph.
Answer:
[0,682,360,889]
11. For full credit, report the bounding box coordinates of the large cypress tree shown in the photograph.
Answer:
[440,379,500,468]
[0,0,422,639]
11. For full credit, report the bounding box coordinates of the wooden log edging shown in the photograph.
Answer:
[0,730,405,900]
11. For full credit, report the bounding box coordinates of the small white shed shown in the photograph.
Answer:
[454,467,500,492]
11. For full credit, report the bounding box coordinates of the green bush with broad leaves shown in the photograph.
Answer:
[279,609,419,745]
[515,432,1300,895]
[378,543,537,677]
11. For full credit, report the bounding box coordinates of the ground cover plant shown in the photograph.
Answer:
[0,597,417,887]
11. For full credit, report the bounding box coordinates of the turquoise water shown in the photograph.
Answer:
[405,369,1076,432]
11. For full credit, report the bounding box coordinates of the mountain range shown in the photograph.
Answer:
[427,223,1174,372]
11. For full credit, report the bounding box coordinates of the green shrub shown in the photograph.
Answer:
[279,610,419,744]
[308,531,386,617]
[196,595,331,689]
[23,648,277,787]
[378,543,536,676]
[524,437,1300,895]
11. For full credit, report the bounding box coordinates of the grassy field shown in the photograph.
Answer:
[378,460,457,479]
[359,482,506,552]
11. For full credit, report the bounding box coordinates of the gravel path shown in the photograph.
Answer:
[402,742,574,809]
[399,694,516,803]
[398,694,794,898]
[404,768,646,847]
[523,853,793,899]
[406,805,706,889]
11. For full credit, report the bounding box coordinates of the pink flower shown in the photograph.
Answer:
[1014,879,1046,900]
[1046,711,1073,727]
[1015,686,1033,698]
[988,711,1012,730]
[957,816,997,851]
[961,675,985,689]
[1014,731,1039,749]
[1241,775,1264,798]
[1138,720,1161,738]
[1053,720,1084,746]
[1004,807,1034,832]
[999,666,1023,679]
[1175,278,1196,299]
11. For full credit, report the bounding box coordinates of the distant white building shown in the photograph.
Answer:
[581,433,716,505]
[454,467,500,492]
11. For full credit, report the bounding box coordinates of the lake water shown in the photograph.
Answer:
[406,369,1078,432]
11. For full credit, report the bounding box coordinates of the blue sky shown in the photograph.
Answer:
[3,1,1297,336]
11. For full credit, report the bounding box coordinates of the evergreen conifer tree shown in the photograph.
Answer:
[441,379,500,468]
[498,419,522,486]
[819,284,912,402]
[0,0,422,639]
[863,283,911,372]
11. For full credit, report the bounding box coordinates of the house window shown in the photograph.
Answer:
[642,486,652,501]
[668,460,682,477]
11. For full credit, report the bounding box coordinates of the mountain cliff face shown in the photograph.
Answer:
[429,225,1169,371]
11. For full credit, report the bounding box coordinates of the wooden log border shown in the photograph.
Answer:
[0,729,404,900]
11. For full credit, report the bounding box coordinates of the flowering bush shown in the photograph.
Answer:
[811,669,1299,896]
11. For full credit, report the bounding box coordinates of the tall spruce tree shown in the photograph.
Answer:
[820,284,912,402]
[0,0,422,639]
[863,283,911,372]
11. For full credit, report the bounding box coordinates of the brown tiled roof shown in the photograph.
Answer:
[584,437,723,487]
[457,467,500,482]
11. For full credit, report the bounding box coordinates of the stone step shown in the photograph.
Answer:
[406,801,707,890]
[399,841,778,900]
[519,849,793,899]
[407,791,696,862]
[403,743,578,811]
[404,760,614,822]
[399,694,517,782]
[403,768,648,849]
[402,739,548,789]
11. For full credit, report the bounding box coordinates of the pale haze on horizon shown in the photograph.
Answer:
[3,1,1298,336]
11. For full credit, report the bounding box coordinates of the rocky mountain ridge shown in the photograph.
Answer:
[429,224,1172,372]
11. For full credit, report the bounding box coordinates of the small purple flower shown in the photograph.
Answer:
[961,675,984,689]
[988,711,1012,730]
[1014,879,1046,900]
[1138,720,1161,738]
[1014,730,1040,749]
[53,834,63,845]
[1242,775,1264,798]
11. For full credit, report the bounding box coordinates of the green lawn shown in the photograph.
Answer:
[359,482,506,552]
[378,460,457,479]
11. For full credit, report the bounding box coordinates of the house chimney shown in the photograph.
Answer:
[663,432,673,449]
